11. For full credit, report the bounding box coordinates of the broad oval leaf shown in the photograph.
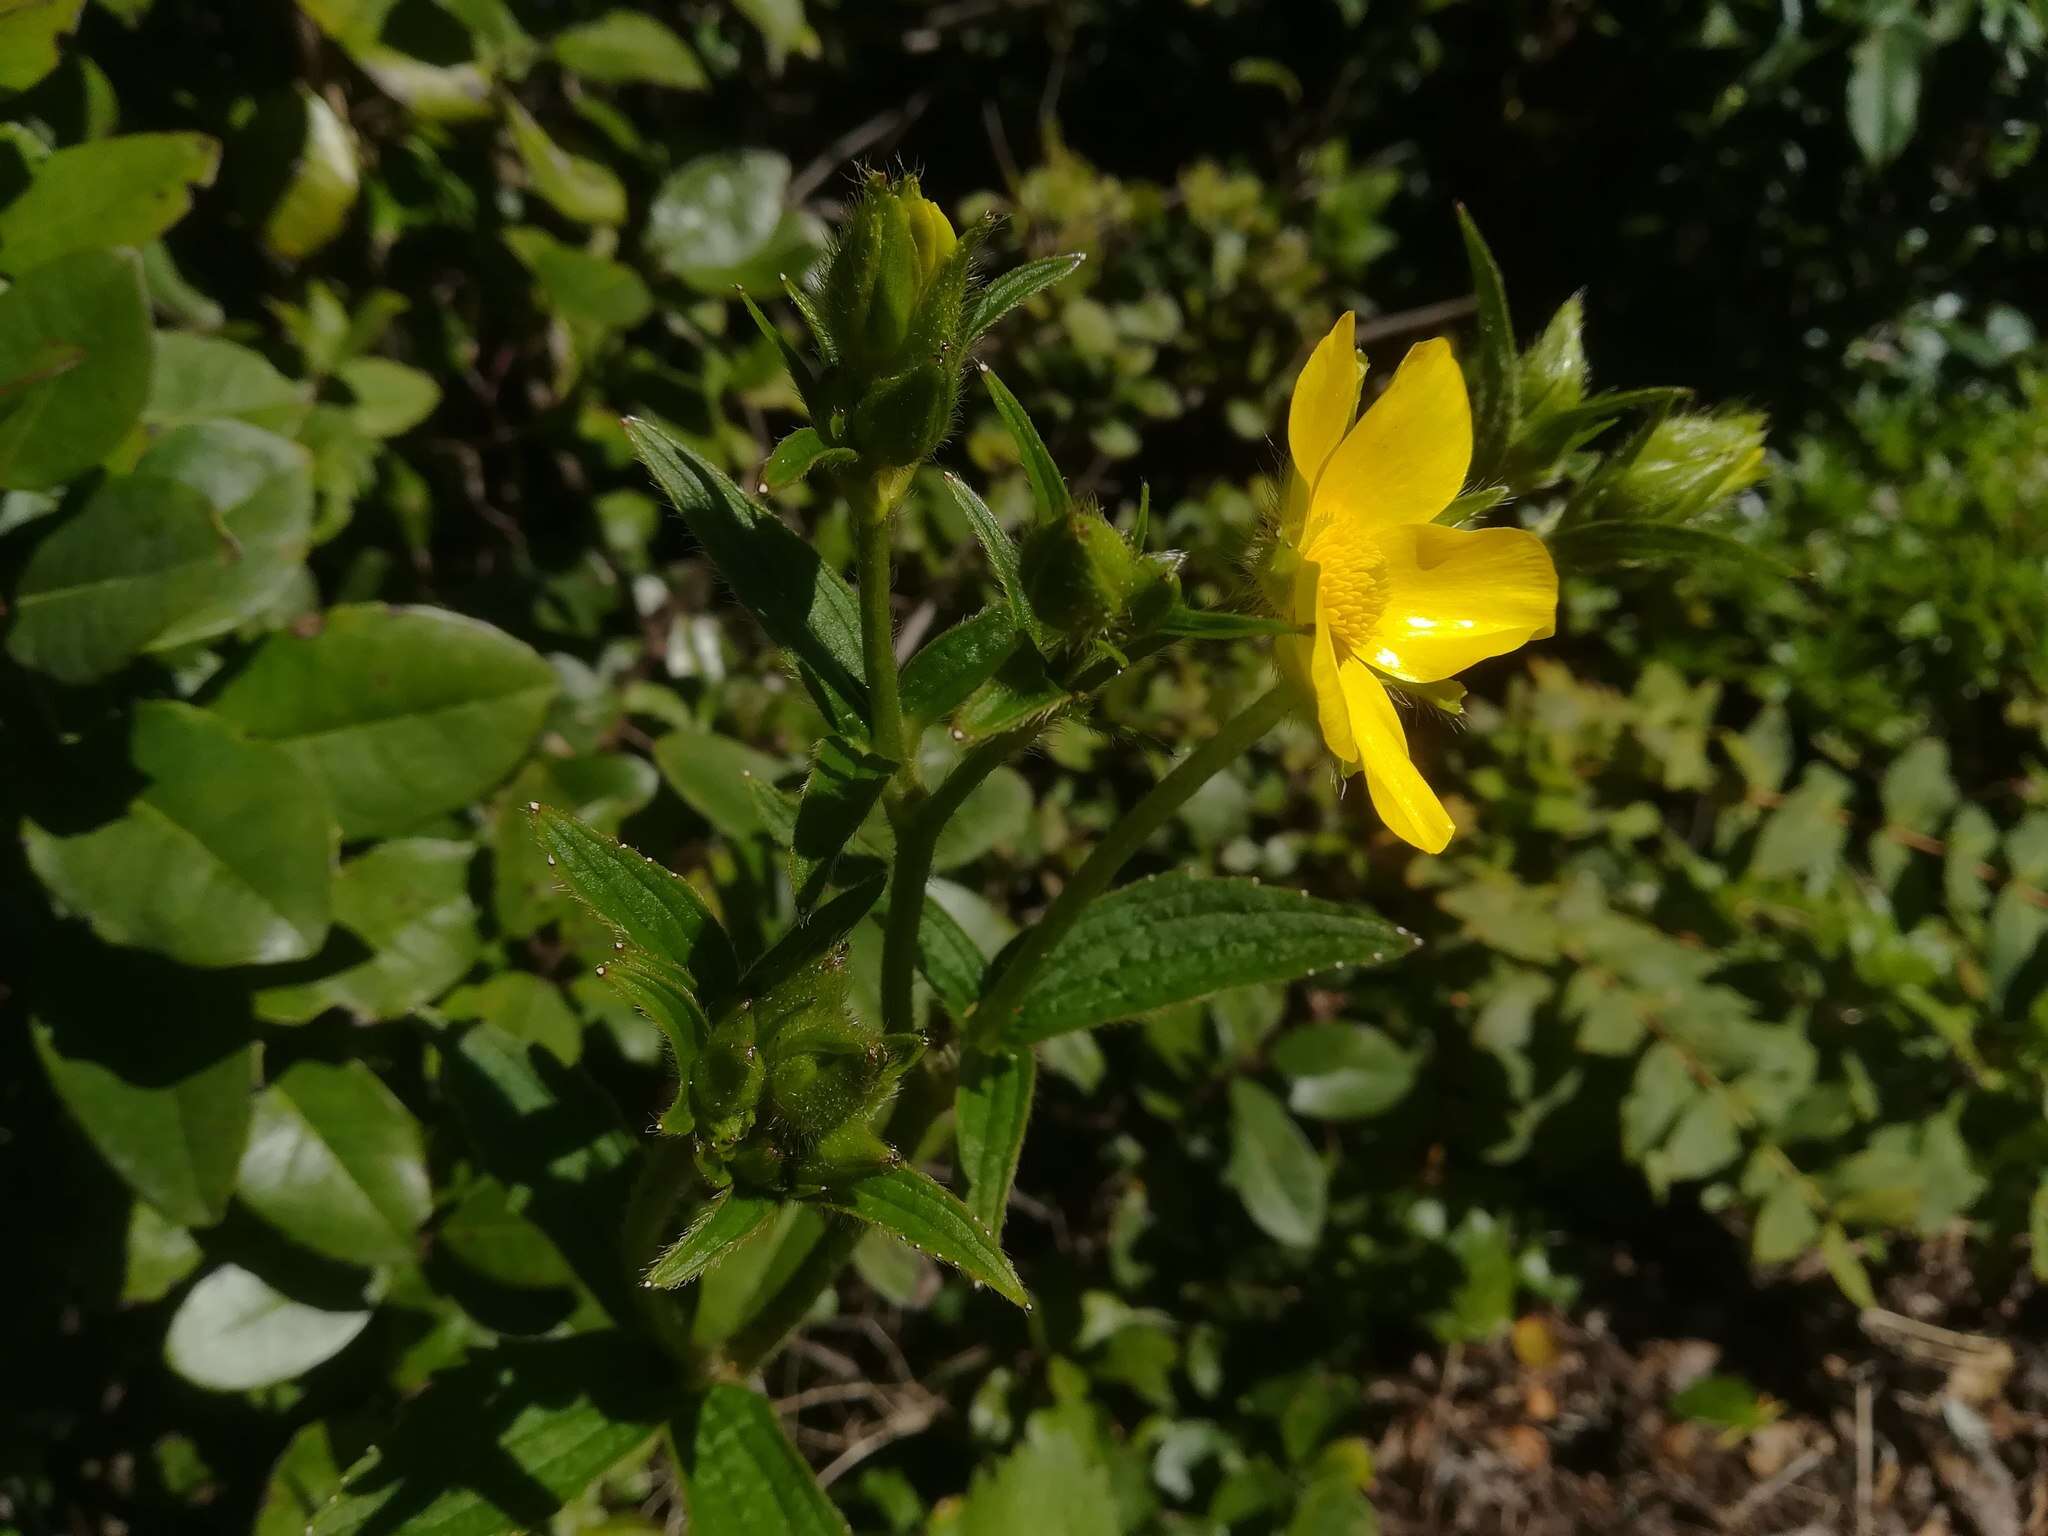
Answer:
[0,247,152,490]
[503,96,626,225]
[551,10,707,89]
[1000,875,1415,1044]
[653,724,790,842]
[956,1045,1036,1237]
[165,1264,371,1392]
[679,1383,850,1536]
[237,1060,430,1267]
[1270,1022,1420,1122]
[625,417,868,731]
[8,420,314,683]
[646,1190,780,1289]
[644,149,821,295]
[820,1164,1026,1308]
[24,701,334,967]
[532,804,737,997]
[0,131,220,276]
[255,838,480,1025]
[35,1011,255,1230]
[211,604,556,839]
[1224,1080,1326,1249]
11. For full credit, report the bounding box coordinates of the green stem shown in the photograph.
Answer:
[723,1220,866,1376]
[970,682,1292,1041]
[881,725,1042,1036]
[620,1137,702,1367]
[850,474,911,773]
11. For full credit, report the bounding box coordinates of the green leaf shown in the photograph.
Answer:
[504,226,653,332]
[978,366,1067,521]
[954,1419,1119,1536]
[503,95,626,225]
[1546,519,1789,576]
[1455,206,1516,484]
[8,420,314,683]
[963,253,1086,345]
[654,724,789,841]
[692,1204,830,1349]
[644,150,821,295]
[909,889,993,1018]
[258,87,361,260]
[646,1190,780,1289]
[24,702,334,967]
[0,247,153,489]
[1153,605,1300,640]
[336,356,440,438]
[492,752,659,938]
[532,804,738,996]
[0,0,85,91]
[124,1202,203,1305]
[677,1383,850,1536]
[901,607,1019,728]
[791,736,896,913]
[1752,1182,1820,1266]
[1847,25,1923,167]
[442,1023,640,1326]
[1669,1374,1781,1436]
[956,1045,1035,1237]
[1001,875,1415,1044]
[165,1264,371,1392]
[732,0,820,70]
[237,1061,430,1267]
[308,1334,665,1536]
[939,471,1036,637]
[932,766,1032,872]
[1225,1080,1326,1249]
[441,972,584,1065]
[551,10,707,89]
[145,333,312,434]
[820,1165,1027,1308]
[1269,1022,1419,1121]
[255,1423,347,1536]
[35,1008,255,1229]
[438,1177,576,1291]
[211,604,556,840]
[761,426,854,491]
[0,132,220,276]
[256,839,480,1024]
[626,417,869,732]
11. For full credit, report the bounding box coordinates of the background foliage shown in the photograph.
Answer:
[3,1,2045,1532]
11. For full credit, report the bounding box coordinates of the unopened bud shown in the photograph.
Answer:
[1607,409,1768,522]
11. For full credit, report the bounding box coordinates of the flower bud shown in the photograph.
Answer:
[1022,507,1182,646]
[1605,410,1768,522]
[847,363,954,468]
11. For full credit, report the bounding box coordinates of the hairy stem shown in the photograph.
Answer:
[881,725,1042,1036]
[969,681,1292,1041]
[850,473,912,775]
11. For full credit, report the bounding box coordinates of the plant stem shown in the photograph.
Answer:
[850,473,911,773]
[880,725,1042,1036]
[723,1220,866,1376]
[969,681,1293,1041]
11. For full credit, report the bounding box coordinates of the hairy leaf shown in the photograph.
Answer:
[820,1165,1026,1308]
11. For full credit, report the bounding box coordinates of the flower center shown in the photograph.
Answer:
[1309,533,1389,653]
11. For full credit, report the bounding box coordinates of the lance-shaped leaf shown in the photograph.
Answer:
[956,1045,1035,1236]
[790,737,895,913]
[761,426,855,491]
[1455,207,1516,485]
[442,1024,640,1327]
[939,472,1035,635]
[598,949,710,1133]
[677,1383,850,1536]
[978,365,1066,522]
[308,1333,666,1536]
[901,606,1019,727]
[1546,519,1792,576]
[533,805,737,998]
[1000,875,1416,1044]
[738,291,816,404]
[646,1190,780,1289]
[819,1164,1026,1308]
[626,416,868,732]
[736,873,885,1005]
[963,252,1085,345]
[1152,605,1301,640]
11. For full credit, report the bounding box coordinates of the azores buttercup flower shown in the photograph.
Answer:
[1276,313,1558,853]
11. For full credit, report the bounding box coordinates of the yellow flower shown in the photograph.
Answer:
[1279,313,1557,853]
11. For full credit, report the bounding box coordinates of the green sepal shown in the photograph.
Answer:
[761,426,856,493]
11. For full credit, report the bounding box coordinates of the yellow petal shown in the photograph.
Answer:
[1359,524,1558,683]
[1311,584,1357,765]
[1340,661,1454,853]
[1288,313,1362,494]
[1304,338,1471,548]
